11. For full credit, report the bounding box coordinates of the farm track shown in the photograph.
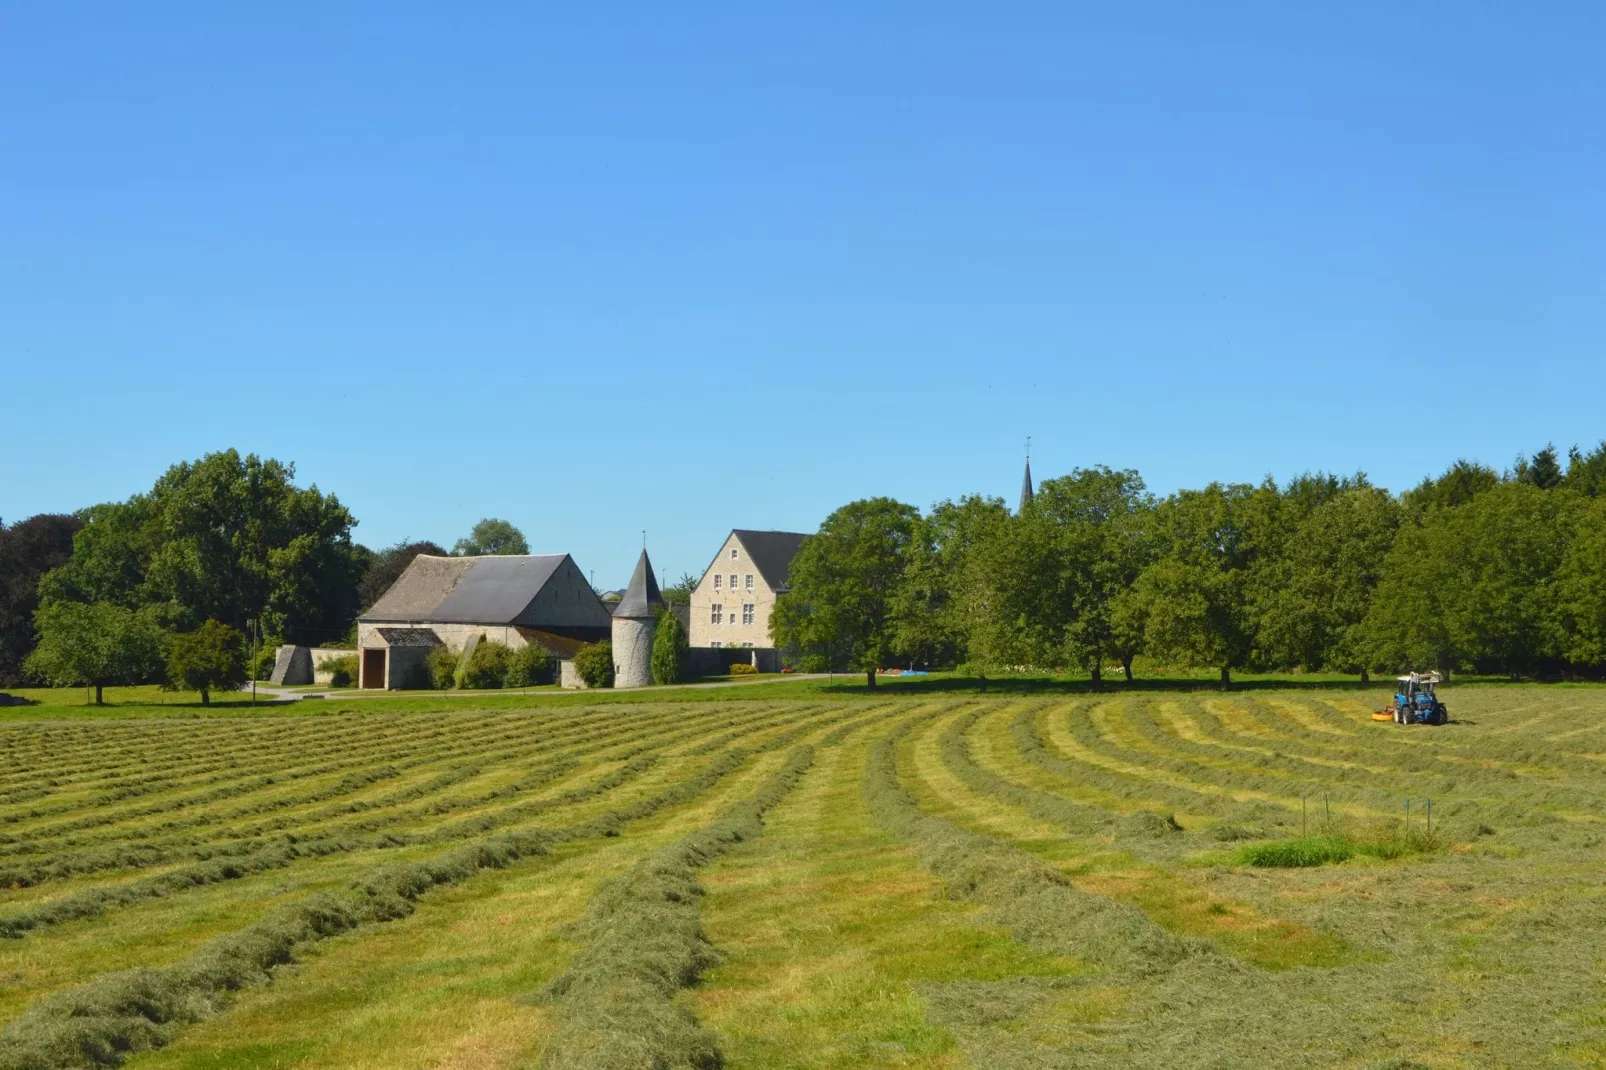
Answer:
[4,690,1606,1068]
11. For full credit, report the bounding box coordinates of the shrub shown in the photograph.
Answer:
[166,621,248,706]
[459,640,511,690]
[650,610,689,685]
[319,654,358,688]
[505,643,553,688]
[427,646,457,689]
[574,640,614,688]
[729,662,758,676]
[251,642,280,681]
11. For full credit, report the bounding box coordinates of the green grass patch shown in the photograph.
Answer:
[1238,831,1438,868]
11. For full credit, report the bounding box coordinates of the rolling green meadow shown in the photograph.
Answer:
[2,679,1605,1068]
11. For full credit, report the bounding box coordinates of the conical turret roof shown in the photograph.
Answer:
[613,549,664,619]
[1019,459,1035,513]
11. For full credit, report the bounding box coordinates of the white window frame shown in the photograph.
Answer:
[729,573,737,590]
[744,574,754,590]
[711,603,723,625]
[710,641,722,648]
[713,574,721,590]
[742,603,755,625]
[730,547,738,559]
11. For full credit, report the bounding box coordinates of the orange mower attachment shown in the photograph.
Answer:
[1372,708,1396,722]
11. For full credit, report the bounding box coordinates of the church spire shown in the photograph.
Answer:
[1018,436,1034,514]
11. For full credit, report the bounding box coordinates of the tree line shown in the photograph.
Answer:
[0,449,533,697]
[772,443,1606,687]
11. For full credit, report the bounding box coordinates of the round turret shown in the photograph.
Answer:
[610,549,662,688]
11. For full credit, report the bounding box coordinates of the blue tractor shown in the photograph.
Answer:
[1384,672,1448,726]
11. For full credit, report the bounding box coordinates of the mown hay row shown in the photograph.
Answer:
[863,720,1191,974]
[536,745,816,1070]
[0,744,775,1069]
[0,701,797,885]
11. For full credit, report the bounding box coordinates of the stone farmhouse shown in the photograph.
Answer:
[688,529,808,671]
[355,554,610,688]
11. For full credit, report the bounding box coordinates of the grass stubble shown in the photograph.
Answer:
[1,687,1605,1066]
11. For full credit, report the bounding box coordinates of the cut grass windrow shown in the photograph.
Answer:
[0,746,769,1069]
[0,701,808,889]
[864,721,1191,975]
[536,745,815,1070]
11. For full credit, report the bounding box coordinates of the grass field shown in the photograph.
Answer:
[1,681,1604,1067]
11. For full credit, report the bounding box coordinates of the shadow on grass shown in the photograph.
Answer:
[814,676,1389,697]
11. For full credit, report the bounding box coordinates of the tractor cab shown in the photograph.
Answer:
[1390,672,1448,726]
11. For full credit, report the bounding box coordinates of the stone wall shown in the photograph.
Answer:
[612,616,656,688]
[688,532,781,649]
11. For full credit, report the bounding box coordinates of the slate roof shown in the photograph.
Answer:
[518,628,590,660]
[362,554,599,627]
[613,550,664,619]
[375,627,443,647]
[1019,460,1035,514]
[729,530,809,593]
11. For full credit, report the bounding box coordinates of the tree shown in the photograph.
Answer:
[166,620,248,705]
[1362,482,1579,678]
[1564,442,1606,498]
[1130,484,1260,686]
[893,496,1009,672]
[25,602,167,704]
[771,498,921,688]
[37,450,364,645]
[651,609,689,685]
[453,519,528,556]
[0,514,84,686]
[1033,467,1155,685]
[1554,497,1606,669]
[1515,444,1565,489]
[660,572,701,607]
[1252,486,1401,679]
[1401,460,1499,516]
[358,540,448,610]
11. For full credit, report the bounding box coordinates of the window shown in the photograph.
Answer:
[710,604,723,625]
[710,641,722,648]
[741,642,754,648]
[729,573,737,590]
[744,574,754,590]
[730,547,738,559]
[713,574,722,590]
[742,603,755,625]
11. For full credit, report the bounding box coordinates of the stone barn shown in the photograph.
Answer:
[356,554,611,689]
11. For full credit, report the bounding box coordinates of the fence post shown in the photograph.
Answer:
[1324,792,1330,829]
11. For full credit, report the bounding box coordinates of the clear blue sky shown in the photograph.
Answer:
[4,3,1603,589]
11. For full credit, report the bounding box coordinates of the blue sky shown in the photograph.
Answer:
[4,3,1603,588]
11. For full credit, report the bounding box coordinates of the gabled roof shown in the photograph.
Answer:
[723,530,808,593]
[613,549,664,619]
[361,554,594,626]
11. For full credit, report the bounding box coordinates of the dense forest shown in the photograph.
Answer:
[774,442,1606,684]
